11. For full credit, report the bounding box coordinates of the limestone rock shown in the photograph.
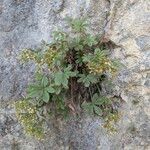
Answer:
[0,0,150,149]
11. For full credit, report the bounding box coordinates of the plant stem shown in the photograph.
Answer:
[88,87,92,100]
[96,84,101,95]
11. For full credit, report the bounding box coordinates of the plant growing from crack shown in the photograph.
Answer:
[14,18,121,139]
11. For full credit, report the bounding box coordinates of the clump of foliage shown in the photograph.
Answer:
[15,18,121,138]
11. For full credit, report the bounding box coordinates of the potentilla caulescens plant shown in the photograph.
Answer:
[15,18,121,139]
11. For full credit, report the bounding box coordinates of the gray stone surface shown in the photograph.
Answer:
[0,0,150,149]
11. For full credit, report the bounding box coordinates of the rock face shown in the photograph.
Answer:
[0,0,150,149]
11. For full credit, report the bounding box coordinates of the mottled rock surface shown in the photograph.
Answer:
[0,0,150,149]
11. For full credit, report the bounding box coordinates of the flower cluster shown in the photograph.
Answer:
[103,112,120,133]
[44,48,57,68]
[20,49,44,66]
[15,100,44,140]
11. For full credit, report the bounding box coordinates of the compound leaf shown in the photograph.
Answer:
[94,106,102,115]
[46,86,55,93]
[42,91,49,103]
[41,76,48,87]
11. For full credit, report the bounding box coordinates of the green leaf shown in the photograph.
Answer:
[92,93,99,102]
[78,74,98,87]
[64,66,77,77]
[42,91,49,103]
[84,35,98,47]
[27,85,41,98]
[82,102,94,114]
[82,54,92,62]
[54,87,62,95]
[46,86,55,93]
[94,96,111,105]
[28,90,41,98]
[52,31,67,42]
[54,71,63,86]
[94,98,104,105]
[27,84,40,91]
[94,106,102,115]
[54,66,77,88]
[41,76,48,87]
[94,48,101,54]
[66,71,77,77]
[68,18,88,33]
[87,74,98,84]
[35,72,43,81]
[94,49,106,58]
[62,75,69,88]
[76,44,83,51]
[84,81,90,87]
[78,74,86,83]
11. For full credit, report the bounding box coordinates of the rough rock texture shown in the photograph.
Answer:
[0,0,150,149]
